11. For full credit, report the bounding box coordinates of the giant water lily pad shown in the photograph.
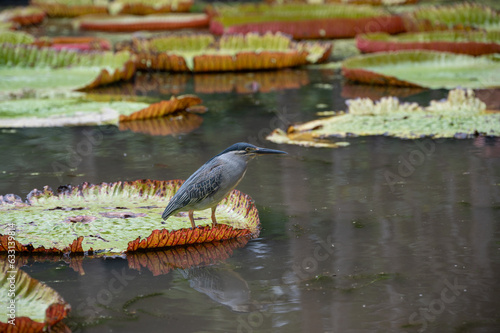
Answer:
[0,44,135,98]
[0,180,260,254]
[342,50,500,89]
[267,89,500,144]
[0,6,46,26]
[209,3,405,39]
[131,32,331,72]
[0,261,70,331]
[403,3,500,32]
[0,94,203,128]
[30,0,108,17]
[76,13,209,32]
[356,30,500,55]
[111,0,193,15]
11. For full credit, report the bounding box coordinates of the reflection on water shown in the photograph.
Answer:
[1,69,499,332]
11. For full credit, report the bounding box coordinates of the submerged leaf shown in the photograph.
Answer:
[0,179,260,254]
[267,89,500,144]
[342,50,500,89]
[0,261,70,330]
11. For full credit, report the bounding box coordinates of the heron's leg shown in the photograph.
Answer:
[211,206,217,228]
[189,210,195,229]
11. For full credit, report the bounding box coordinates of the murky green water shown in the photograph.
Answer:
[1,69,499,332]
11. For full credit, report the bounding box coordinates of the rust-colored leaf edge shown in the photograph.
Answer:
[132,33,332,72]
[119,94,202,121]
[127,237,250,276]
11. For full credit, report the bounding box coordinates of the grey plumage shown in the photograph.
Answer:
[162,142,287,228]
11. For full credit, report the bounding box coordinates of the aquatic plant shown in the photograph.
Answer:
[0,6,46,26]
[0,261,70,331]
[357,31,500,55]
[76,13,209,31]
[342,50,500,89]
[209,3,405,39]
[130,32,332,72]
[0,179,260,254]
[110,0,193,15]
[267,89,500,145]
[403,3,500,32]
[30,0,108,17]
[0,94,203,128]
[0,44,135,97]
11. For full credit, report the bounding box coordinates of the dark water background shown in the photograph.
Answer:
[1,66,500,333]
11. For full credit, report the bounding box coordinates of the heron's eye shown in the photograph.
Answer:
[245,147,253,152]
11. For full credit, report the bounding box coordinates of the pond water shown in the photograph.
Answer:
[1,69,500,332]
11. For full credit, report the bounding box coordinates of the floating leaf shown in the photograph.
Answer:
[0,6,46,26]
[34,36,111,51]
[0,44,135,98]
[76,13,209,32]
[111,0,193,15]
[264,0,418,4]
[119,94,201,121]
[119,110,203,136]
[30,0,108,17]
[0,31,36,45]
[209,3,405,39]
[403,3,500,32]
[0,94,203,128]
[342,50,500,89]
[357,31,500,55]
[0,261,70,331]
[266,89,500,143]
[0,179,260,254]
[130,32,331,72]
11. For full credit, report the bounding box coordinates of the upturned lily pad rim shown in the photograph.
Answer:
[0,261,70,326]
[356,31,500,55]
[0,179,260,255]
[341,50,500,89]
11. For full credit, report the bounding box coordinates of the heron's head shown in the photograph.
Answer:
[219,142,287,161]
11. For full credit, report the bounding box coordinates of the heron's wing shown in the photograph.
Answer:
[162,162,224,219]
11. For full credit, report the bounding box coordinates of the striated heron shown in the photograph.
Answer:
[162,142,287,228]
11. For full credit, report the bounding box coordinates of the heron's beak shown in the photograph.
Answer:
[254,147,288,155]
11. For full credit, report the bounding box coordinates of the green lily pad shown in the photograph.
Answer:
[0,31,36,45]
[131,32,332,72]
[342,50,500,89]
[267,88,500,144]
[0,261,70,330]
[0,179,260,254]
[404,3,500,32]
[0,44,135,98]
[209,3,404,39]
[0,94,203,127]
[356,30,500,55]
